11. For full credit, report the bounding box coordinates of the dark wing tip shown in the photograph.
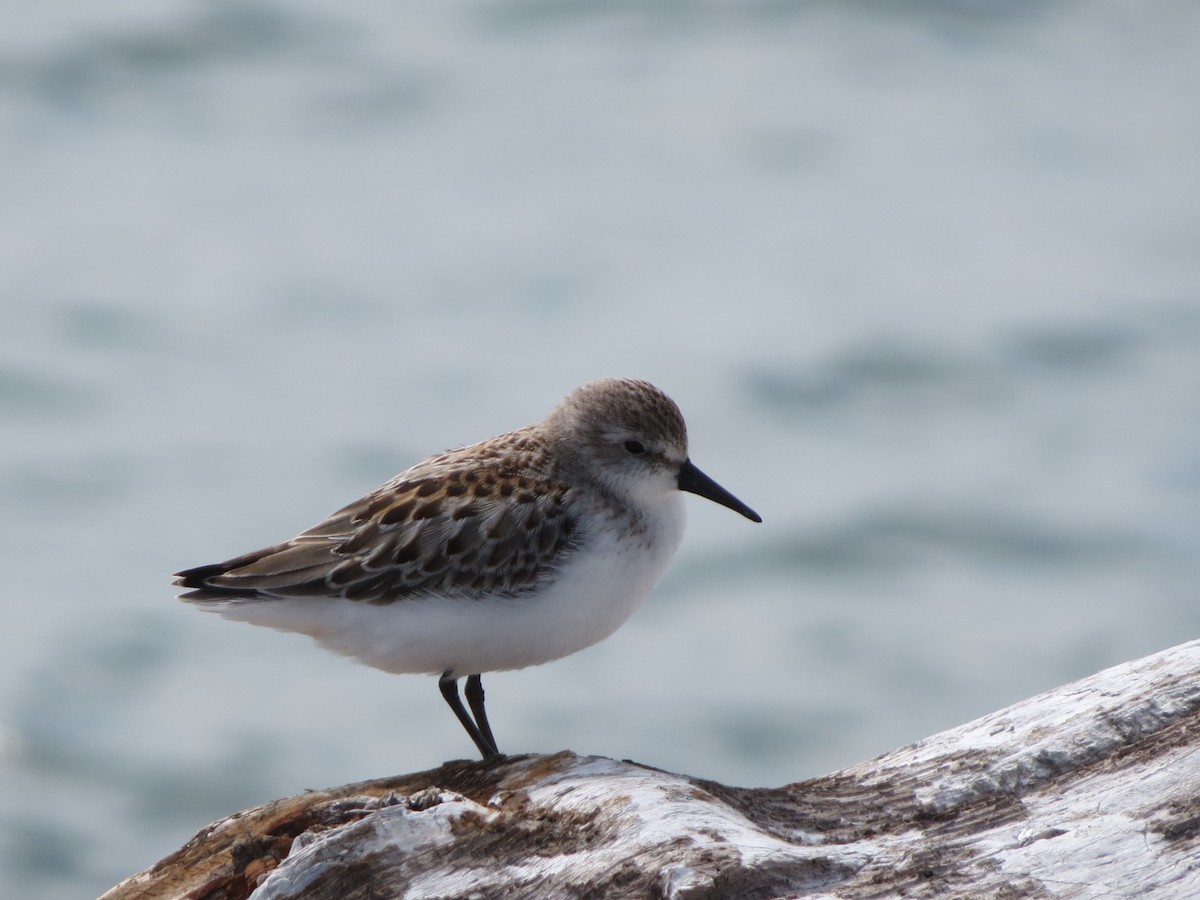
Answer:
[173,563,228,589]
[173,561,265,600]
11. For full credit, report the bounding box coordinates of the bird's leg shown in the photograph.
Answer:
[464,673,500,758]
[439,671,500,760]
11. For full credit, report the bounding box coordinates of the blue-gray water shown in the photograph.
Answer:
[3,2,1199,897]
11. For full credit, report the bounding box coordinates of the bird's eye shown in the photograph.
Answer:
[624,440,646,455]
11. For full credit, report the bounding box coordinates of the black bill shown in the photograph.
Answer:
[677,459,762,523]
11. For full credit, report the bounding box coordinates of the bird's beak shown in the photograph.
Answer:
[677,459,762,523]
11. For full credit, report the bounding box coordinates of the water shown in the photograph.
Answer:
[2,2,1199,897]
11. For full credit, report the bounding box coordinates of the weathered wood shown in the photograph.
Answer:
[104,640,1200,899]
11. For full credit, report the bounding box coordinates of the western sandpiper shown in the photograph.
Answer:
[175,378,761,759]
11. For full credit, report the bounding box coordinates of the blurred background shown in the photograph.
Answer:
[2,1,1199,897]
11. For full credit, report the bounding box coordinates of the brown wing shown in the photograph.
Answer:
[175,452,579,605]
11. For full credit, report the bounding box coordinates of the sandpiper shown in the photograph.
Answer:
[175,378,761,759]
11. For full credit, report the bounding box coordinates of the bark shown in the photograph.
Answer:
[103,639,1200,899]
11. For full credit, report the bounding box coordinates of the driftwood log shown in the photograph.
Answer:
[104,640,1200,899]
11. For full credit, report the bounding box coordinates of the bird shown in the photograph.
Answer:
[174,377,761,760]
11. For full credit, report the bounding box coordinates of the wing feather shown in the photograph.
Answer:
[175,444,579,606]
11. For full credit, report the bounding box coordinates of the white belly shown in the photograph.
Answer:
[205,497,687,677]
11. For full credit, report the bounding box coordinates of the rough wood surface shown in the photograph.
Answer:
[103,640,1200,899]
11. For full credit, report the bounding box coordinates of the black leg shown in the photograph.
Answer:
[439,672,500,760]
[465,673,500,757]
